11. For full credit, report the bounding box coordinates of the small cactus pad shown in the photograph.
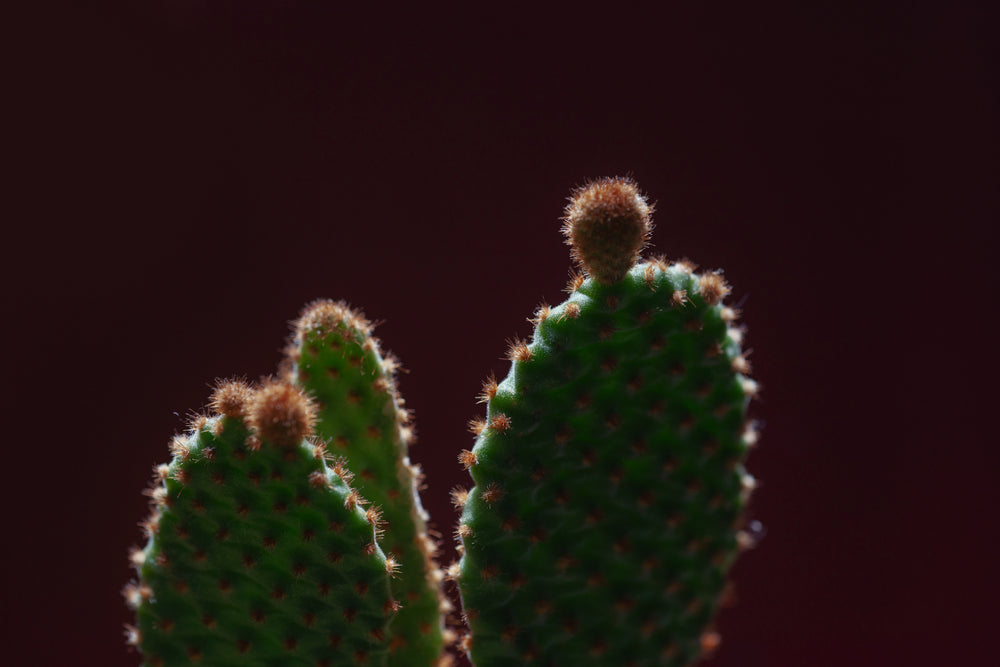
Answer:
[126,379,396,667]
[455,179,758,666]
[286,301,448,667]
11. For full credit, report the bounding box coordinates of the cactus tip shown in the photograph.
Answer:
[296,299,373,337]
[247,380,316,447]
[562,176,652,284]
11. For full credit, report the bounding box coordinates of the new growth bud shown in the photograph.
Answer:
[561,177,652,284]
[209,378,252,418]
[247,380,316,447]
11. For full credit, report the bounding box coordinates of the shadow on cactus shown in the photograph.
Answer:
[451,177,760,666]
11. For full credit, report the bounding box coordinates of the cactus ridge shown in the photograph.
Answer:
[286,300,449,667]
[455,181,758,667]
[126,380,396,667]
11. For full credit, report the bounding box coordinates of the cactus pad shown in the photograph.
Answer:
[126,380,397,667]
[285,301,448,666]
[455,178,759,666]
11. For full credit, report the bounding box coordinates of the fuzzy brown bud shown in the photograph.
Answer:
[209,378,252,418]
[247,380,316,447]
[562,177,652,284]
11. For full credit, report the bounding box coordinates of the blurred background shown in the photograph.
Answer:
[8,1,996,665]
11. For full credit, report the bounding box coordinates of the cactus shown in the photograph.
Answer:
[283,300,449,666]
[125,379,398,667]
[453,177,759,666]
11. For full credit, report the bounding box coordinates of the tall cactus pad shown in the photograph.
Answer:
[126,380,396,667]
[455,178,759,666]
[286,301,447,666]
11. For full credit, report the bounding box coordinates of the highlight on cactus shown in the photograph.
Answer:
[452,177,761,666]
[125,378,398,666]
[283,300,450,666]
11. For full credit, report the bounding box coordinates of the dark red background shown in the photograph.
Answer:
[8,1,996,665]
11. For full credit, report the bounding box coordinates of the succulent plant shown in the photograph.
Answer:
[125,379,398,667]
[125,177,761,667]
[284,301,449,666]
[452,177,760,666]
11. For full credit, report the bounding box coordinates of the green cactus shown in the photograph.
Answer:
[453,177,759,666]
[126,379,398,667]
[283,301,449,666]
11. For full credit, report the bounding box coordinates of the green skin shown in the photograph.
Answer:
[457,262,753,667]
[291,317,445,666]
[133,415,394,667]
